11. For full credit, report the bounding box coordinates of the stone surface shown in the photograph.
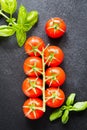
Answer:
[0,0,87,130]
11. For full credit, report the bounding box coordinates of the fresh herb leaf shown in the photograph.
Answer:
[24,11,38,31]
[71,101,87,111]
[17,5,27,25]
[26,10,38,24]
[16,29,26,47]
[1,0,17,15]
[16,8,38,46]
[49,109,63,121]
[61,110,69,124]
[66,93,76,106]
[0,25,15,36]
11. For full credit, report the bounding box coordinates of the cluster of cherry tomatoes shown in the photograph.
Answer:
[22,17,67,120]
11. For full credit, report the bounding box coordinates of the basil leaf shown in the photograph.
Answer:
[16,29,26,47]
[23,23,32,32]
[1,0,17,15]
[61,110,69,124]
[0,25,15,36]
[66,93,76,106]
[71,101,87,111]
[49,109,63,121]
[24,10,38,31]
[17,5,27,25]
[26,10,38,23]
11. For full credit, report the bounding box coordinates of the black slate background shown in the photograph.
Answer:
[0,0,87,130]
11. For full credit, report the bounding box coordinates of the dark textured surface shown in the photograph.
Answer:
[0,0,87,130]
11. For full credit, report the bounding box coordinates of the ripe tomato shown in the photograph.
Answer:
[45,17,66,38]
[44,45,64,67]
[23,56,42,77]
[23,98,44,119]
[45,67,66,87]
[24,36,45,56]
[22,77,43,97]
[45,87,65,108]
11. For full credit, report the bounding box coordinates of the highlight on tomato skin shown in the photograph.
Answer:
[23,98,44,120]
[45,67,66,87]
[44,45,64,67]
[45,87,65,108]
[22,77,43,97]
[23,56,42,77]
[24,36,45,56]
[45,17,66,38]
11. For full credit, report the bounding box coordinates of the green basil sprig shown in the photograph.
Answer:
[49,93,87,124]
[0,0,38,47]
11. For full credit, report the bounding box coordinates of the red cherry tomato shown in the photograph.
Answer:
[22,77,43,97]
[44,45,64,67]
[23,98,44,119]
[24,36,45,56]
[23,56,42,77]
[45,87,65,108]
[45,17,66,38]
[45,67,66,87]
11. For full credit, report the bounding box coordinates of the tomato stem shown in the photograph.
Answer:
[42,49,46,112]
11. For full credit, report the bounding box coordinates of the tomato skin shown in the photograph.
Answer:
[23,98,44,119]
[45,87,65,108]
[44,46,64,67]
[45,17,66,38]
[24,36,45,56]
[22,77,43,97]
[23,56,42,77]
[45,67,66,87]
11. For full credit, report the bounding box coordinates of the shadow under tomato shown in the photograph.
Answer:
[46,33,68,47]
[24,106,54,130]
